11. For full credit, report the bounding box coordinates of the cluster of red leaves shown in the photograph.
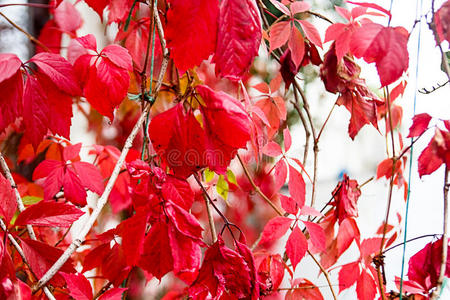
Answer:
[1,0,449,299]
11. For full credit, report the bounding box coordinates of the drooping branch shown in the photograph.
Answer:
[0,11,50,52]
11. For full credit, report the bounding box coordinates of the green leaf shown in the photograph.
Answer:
[226,169,238,186]
[204,168,215,182]
[216,175,229,202]
[22,196,42,205]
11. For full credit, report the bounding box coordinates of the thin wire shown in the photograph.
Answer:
[399,0,423,298]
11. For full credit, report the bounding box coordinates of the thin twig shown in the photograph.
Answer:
[307,250,338,300]
[383,234,441,253]
[236,154,284,216]
[197,174,218,243]
[291,99,310,168]
[0,152,36,240]
[293,81,319,210]
[0,11,50,52]
[0,3,53,8]
[377,87,396,300]
[431,167,449,300]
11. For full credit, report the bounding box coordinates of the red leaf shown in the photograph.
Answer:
[407,113,432,138]
[262,141,282,157]
[34,72,73,139]
[270,21,291,51]
[274,159,288,193]
[165,202,203,241]
[72,161,105,195]
[84,0,109,21]
[259,216,292,247]
[15,201,84,227]
[149,103,206,178]
[60,272,93,300]
[298,20,322,48]
[0,70,23,133]
[22,76,51,147]
[332,174,361,223]
[54,1,82,33]
[165,0,219,72]
[21,239,75,286]
[285,226,308,270]
[338,262,360,292]
[303,221,326,251]
[29,52,81,95]
[288,26,305,69]
[350,23,409,86]
[336,217,360,256]
[101,44,133,70]
[407,238,450,291]
[73,37,132,119]
[284,127,292,151]
[0,53,22,83]
[356,270,377,300]
[37,20,63,54]
[280,194,299,215]
[286,279,324,300]
[435,1,450,43]
[418,129,448,177]
[189,236,252,299]
[0,173,17,224]
[83,56,130,119]
[63,168,88,206]
[288,165,306,207]
[346,1,392,18]
[235,240,260,299]
[97,288,128,300]
[214,0,261,80]
[167,222,202,284]
[117,210,148,266]
[197,85,251,173]
[290,1,311,14]
[138,221,174,280]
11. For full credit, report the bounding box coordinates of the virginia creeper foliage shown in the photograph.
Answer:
[0,0,449,299]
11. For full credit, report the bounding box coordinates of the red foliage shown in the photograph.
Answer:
[0,1,447,299]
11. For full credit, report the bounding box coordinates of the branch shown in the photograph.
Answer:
[0,152,36,240]
[0,11,50,52]
[377,87,396,300]
[195,174,218,243]
[34,104,151,291]
[418,79,449,94]
[307,250,338,300]
[431,167,449,300]
[291,100,311,168]
[236,154,284,216]
[293,81,319,210]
